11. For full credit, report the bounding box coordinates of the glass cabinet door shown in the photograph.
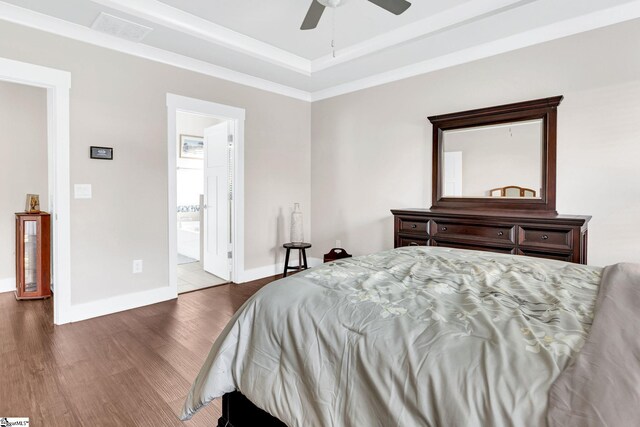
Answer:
[23,220,38,293]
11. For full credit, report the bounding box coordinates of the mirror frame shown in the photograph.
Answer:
[428,96,563,213]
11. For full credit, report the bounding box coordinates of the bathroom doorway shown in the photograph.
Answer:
[167,94,246,296]
[175,112,231,293]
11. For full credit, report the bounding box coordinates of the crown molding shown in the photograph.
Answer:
[310,0,640,101]
[91,0,312,75]
[0,2,311,101]
[311,0,528,72]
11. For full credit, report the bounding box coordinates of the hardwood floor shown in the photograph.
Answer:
[0,276,278,426]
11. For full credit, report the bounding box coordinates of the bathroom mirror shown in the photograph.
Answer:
[429,96,563,213]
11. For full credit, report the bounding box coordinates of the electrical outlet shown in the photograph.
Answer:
[132,259,143,274]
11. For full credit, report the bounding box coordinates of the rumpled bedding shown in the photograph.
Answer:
[181,247,602,426]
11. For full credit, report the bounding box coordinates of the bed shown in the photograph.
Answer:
[178,246,640,426]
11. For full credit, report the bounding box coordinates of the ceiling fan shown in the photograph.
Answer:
[301,0,412,30]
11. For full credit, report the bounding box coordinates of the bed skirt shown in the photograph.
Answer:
[219,392,287,427]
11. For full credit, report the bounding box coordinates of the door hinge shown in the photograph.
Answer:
[227,251,233,259]
[227,134,234,143]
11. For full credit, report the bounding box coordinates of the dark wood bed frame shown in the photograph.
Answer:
[219,392,287,427]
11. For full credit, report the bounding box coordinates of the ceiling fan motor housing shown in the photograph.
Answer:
[318,0,347,8]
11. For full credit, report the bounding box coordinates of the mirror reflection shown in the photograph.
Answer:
[442,119,543,199]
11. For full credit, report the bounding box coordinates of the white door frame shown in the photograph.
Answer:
[166,94,245,293]
[0,57,72,325]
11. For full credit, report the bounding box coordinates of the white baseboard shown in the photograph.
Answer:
[5,255,322,322]
[239,257,322,283]
[0,277,15,293]
[69,286,176,323]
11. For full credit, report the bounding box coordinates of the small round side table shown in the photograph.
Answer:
[282,242,312,277]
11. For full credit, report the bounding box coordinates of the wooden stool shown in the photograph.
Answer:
[282,242,312,277]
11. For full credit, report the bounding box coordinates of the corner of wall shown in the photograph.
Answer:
[0,277,15,293]
[239,257,322,283]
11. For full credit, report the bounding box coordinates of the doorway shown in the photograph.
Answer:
[176,112,230,293]
[167,94,246,295]
[0,81,48,294]
[0,57,71,325]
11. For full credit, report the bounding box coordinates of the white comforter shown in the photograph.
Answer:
[181,247,601,426]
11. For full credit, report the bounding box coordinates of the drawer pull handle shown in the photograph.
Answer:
[441,227,448,231]
[411,224,417,229]
[498,231,504,236]
[409,242,419,246]
[542,235,549,240]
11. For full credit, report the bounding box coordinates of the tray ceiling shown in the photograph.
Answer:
[0,0,639,100]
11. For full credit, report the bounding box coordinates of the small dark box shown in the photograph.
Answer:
[323,248,352,263]
[90,146,113,160]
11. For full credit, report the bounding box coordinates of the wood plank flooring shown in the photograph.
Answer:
[0,276,277,426]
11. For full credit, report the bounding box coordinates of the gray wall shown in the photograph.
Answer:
[0,81,48,282]
[0,20,311,305]
[311,20,640,267]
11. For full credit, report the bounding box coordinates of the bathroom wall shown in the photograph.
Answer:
[176,112,223,261]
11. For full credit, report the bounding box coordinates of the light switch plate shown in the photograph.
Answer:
[74,184,92,199]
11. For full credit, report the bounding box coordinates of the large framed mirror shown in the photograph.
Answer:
[428,96,563,213]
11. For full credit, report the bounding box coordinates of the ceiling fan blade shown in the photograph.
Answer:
[367,0,411,15]
[301,0,326,30]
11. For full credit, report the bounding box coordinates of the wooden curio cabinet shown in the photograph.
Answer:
[15,212,51,299]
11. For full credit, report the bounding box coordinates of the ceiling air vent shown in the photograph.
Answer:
[91,12,153,43]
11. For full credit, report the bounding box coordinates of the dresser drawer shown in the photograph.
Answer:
[433,240,516,255]
[517,249,573,263]
[431,221,515,245]
[397,236,428,247]
[397,217,429,235]
[518,226,573,251]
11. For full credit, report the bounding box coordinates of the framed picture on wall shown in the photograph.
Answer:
[179,134,204,159]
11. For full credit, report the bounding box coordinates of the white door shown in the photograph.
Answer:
[444,151,463,197]
[203,122,231,280]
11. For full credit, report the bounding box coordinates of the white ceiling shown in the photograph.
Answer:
[1,0,639,101]
[156,0,469,59]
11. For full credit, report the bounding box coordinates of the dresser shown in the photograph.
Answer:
[392,209,590,264]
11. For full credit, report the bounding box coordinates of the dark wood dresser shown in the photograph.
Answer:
[392,209,590,264]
